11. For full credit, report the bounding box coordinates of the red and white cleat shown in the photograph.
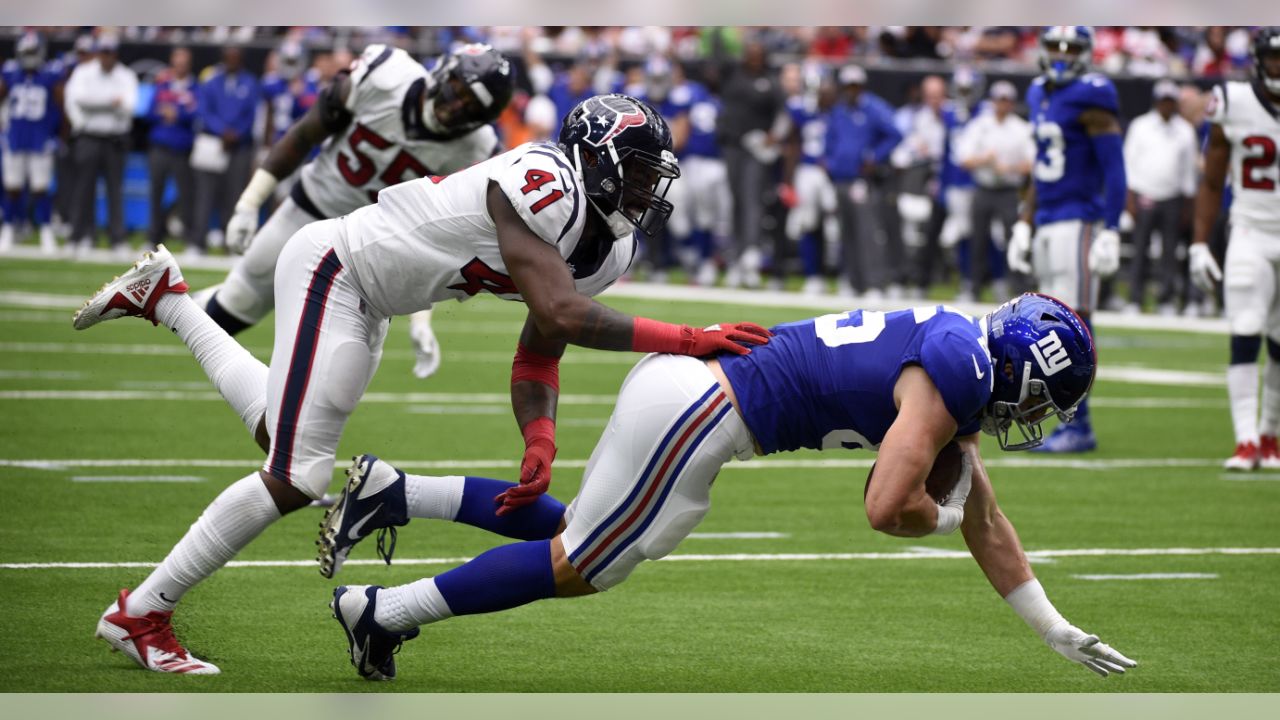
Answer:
[1223,441,1260,472]
[1259,436,1280,470]
[73,244,188,330]
[95,589,220,675]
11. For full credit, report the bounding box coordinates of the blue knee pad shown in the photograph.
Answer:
[1232,335,1262,366]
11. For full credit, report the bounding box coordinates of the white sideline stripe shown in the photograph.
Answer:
[0,369,86,380]
[0,310,73,323]
[2,547,1277,571]
[1097,366,1222,387]
[0,290,84,309]
[71,475,205,483]
[688,532,789,539]
[1089,397,1225,409]
[0,456,1232,471]
[1219,473,1280,482]
[1071,573,1220,581]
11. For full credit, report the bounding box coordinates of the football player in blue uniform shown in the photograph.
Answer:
[0,32,62,254]
[322,293,1137,682]
[1007,26,1127,453]
[261,41,319,148]
[664,63,731,287]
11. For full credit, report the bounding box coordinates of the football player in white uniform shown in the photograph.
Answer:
[1190,28,1280,471]
[202,42,514,381]
[73,93,771,675]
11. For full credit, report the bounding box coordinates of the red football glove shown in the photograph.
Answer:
[777,182,798,209]
[495,416,557,516]
[632,317,773,357]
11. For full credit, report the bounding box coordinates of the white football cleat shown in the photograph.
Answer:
[95,589,220,675]
[73,244,188,331]
[1223,441,1260,472]
[1259,436,1280,470]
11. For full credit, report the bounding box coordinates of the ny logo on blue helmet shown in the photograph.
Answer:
[559,93,680,238]
[1039,26,1095,84]
[982,293,1097,451]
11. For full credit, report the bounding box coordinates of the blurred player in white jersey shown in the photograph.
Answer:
[1189,28,1280,471]
[200,43,513,381]
[73,93,771,674]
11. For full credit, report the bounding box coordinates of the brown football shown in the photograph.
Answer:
[865,440,966,504]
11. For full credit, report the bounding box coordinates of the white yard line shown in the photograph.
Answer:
[688,532,790,539]
[1,547,1275,571]
[0,369,86,380]
[70,475,205,483]
[0,456,1236,471]
[1071,573,1220,581]
[1218,473,1280,482]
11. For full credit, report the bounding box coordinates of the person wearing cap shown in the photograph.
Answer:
[954,79,1035,303]
[1122,79,1199,315]
[146,46,197,251]
[63,33,138,255]
[190,45,260,255]
[824,63,902,298]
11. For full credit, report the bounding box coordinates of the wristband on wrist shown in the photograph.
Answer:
[512,343,560,391]
[236,168,279,212]
[631,316,692,354]
[1004,578,1067,638]
[930,504,963,535]
[521,416,556,449]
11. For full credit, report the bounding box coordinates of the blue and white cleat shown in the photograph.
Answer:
[317,454,409,578]
[331,585,419,681]
[1031,423,1098,453]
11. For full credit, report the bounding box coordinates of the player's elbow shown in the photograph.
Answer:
[527,295,581,341]
[866,501,924,537]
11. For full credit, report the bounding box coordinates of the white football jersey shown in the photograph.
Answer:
[296,44,499,218]
[1210,81,1280,232]
[332,142,637,317]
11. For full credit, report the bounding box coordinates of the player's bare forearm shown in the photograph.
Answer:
[1019,181,1036,225]
[959,446,1034,597]
[511,313,566,428]
[1193,124,1230,246]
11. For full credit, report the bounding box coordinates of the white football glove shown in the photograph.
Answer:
[1088,228,1121,277]
[1043,621,1137,677]
[225,205,260,255]
[1189,242,1222,293]
[1007,221,1033,274]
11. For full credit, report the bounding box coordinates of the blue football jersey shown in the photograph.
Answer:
[939,101,975,191]
[2,61,60,153]
[1027,73,1119,226]
[718,306,993,455]
[666,81,720,159]
[786,95,828,166]
[262,72,318,142]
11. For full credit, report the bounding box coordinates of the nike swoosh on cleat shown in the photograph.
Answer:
[971,354,985,379]
[348,503,385,541]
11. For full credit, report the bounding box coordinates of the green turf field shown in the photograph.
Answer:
[0,254,1276,692]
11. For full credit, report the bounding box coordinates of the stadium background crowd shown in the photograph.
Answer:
[0,25,1260,317]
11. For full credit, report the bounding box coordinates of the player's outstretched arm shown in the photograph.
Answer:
[1190,123,1230,291]
[958,437,1137,677]
[1081,108,1126,276]
[494,313,567,515]
[225,73,354,253]
[491,182,772,356]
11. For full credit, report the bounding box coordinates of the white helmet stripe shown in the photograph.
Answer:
[469,81,494,108]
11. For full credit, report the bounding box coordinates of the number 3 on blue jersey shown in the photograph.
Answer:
[1034,122,1066,182]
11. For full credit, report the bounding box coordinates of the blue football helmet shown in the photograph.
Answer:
[559,93,680,238]
[981,293,1097,451]
[1039,26,1095,85]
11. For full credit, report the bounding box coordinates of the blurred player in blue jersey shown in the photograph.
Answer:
[0,32,61,254]
[663,61,731,287]
[1007,26,1127,453]
[321,293,1136,683]
[261,40,318,149]
[781,66,838,295]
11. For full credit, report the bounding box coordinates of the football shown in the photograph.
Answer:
[865,440,967,504]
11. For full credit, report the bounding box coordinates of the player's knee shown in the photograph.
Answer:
[324,343,374,414]
[550,536,598,598]
[216,277,272,326]
[253,416,271,453]
[257,470,313,515]
[1231,335,1262,365]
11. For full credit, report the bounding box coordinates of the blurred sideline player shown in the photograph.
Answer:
[198,43,513,382]
[74,93,772,674]
[321,295,1136,682]
[781,66,838,296]
[1007,26,1127,453]
[1189,28,1280,471]
[0,32,61,254]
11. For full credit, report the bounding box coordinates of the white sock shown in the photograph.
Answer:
[1260,359,1280,437]
[1227,363,1260,445]
[404,474,465,520]
[373,578,454,632]
[127,473,282,616]
[154,293,268,437]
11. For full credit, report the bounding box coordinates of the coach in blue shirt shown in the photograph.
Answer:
[824,65,901,296]
[190,45,259,254]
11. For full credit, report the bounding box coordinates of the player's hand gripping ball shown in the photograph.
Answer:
[865,441,967,504]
